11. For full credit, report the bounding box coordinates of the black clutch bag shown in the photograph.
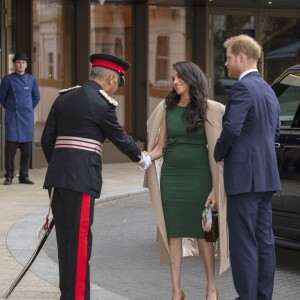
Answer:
[202,205,219,243]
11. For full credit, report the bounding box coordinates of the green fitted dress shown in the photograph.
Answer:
[160,105,212,238]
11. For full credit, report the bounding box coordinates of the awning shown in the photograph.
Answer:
[265,40,300,60]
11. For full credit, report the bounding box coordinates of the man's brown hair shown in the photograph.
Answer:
[224,34,262,61]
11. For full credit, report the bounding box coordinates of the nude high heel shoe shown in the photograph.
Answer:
[172,289,185,300]
[206,288,218,300]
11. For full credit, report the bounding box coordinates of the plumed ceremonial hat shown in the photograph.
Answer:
[12,52,29,63]
[89,53,129,87]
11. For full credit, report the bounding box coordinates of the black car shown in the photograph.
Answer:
[271,64,300,250]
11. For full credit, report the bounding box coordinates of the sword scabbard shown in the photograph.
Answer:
[3,219,54,299]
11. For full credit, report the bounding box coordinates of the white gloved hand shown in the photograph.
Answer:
[138,151,152,170]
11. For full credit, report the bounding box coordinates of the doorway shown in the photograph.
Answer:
[0,0,15,174]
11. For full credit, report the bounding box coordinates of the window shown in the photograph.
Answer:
[155,36,170,85]
[149,6,186,115]
[273,71,300,128]
[32,0,74,145]
[48,52,54,79]
[212,13,255,104]
[90,4,132,130]
[263,16,300,84]
[115,37,124,57]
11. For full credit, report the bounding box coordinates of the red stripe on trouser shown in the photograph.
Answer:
[75,193,91,300]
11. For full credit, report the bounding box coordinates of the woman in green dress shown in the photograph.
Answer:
[147,61,218,300]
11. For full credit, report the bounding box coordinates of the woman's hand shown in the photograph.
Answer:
[205,188,216,208]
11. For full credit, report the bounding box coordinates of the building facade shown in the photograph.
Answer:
[0,0,300,172]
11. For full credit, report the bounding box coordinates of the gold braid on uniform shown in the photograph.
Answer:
[58,85,81,95]
[99,89,118,107]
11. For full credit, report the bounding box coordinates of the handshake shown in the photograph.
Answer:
[138,151,152,170]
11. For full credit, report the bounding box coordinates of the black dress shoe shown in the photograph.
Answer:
[4,177,13,185]
[19,177,34,184]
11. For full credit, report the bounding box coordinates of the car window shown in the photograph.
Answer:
[272,72,300,128]
[291,104,300,128]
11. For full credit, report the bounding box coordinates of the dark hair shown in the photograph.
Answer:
[165,61,208,134]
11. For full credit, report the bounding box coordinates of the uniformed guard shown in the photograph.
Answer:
[0,52,40,185]
[41,53,151,300]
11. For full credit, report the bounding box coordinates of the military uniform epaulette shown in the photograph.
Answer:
[99,89,118,107]
[59,85,81,95]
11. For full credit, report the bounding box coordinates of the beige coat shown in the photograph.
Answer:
[143,99,230,275]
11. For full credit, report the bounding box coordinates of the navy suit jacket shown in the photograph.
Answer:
[214,71,281,195]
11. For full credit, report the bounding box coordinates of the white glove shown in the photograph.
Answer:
[138,151,152,170]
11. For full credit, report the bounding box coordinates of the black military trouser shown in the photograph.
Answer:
[51,188,95,300]
[5,141,31,178]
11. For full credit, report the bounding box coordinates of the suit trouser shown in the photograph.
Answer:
[227,192,275,300]
[4,141,31,178]
[51,188,95,300]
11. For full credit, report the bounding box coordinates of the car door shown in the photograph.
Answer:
[272,66,300,247]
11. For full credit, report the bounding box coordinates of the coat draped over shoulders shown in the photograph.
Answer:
[144,99,230,275]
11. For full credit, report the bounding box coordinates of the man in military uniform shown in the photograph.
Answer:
[41,53,151,300]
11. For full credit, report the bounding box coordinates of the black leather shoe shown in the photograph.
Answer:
[19,177,34,184]
[4,177,13,185]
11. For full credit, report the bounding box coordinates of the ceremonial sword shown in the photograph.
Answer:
[3,189,55,299]
[3,218,54,299]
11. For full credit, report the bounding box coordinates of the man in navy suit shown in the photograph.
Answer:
[214,35,281,300]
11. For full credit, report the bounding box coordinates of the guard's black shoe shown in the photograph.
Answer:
[4,177,13,185]
[19,177,34,184]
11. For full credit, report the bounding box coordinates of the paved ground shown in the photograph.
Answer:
[0,163,146,300]
[44,193,300,300]
[1,164,300,300]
